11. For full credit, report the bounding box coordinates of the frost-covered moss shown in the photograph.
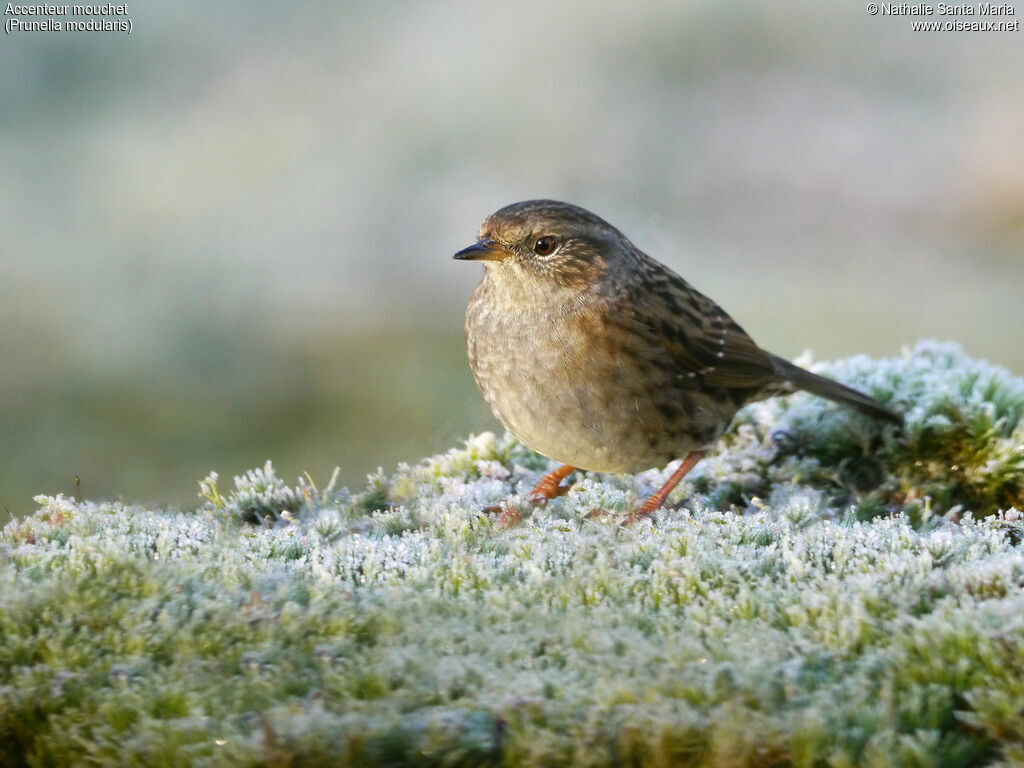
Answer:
[2,342,1023,767]
[695,341,1024,522]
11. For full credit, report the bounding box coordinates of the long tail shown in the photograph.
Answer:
[767,353,902,425]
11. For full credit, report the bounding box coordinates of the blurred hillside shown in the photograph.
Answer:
[2,1,1022,518]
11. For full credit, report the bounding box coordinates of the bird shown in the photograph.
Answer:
[454,200,901,518]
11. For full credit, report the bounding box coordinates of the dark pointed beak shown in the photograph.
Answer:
[453,238,506,262]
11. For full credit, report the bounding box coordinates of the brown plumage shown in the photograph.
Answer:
[455,200,900,517]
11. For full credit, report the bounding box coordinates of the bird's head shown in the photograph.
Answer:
[454,200,627,287]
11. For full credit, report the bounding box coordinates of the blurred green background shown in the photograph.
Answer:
[2,1,1022,520]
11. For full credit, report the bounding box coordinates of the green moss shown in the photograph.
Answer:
[2,344,1024,766]
[717,342,1024,520]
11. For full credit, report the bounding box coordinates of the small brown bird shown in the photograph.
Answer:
[455,200,900,517]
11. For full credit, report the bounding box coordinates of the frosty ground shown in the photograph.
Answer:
[2,342,1023,766]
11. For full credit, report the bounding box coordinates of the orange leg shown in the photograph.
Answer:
[526,464,577,504]
[634,451,705,517]
[484,464,576,526]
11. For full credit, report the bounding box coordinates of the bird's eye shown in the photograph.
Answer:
[533,236,557,256]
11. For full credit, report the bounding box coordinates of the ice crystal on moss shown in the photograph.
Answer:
[199,460,331,524]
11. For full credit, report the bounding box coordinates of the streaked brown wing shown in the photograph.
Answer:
[611,256,781,391]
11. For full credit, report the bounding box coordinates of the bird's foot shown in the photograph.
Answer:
[482,465,578,526]
[619,509,654,527]
[524,486,571,506]
[482,503,522,527]
[582,507,653,526]
[495,506,522,527]
[622,451,706,525]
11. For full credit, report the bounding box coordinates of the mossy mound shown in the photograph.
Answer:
[2,342,1022,767]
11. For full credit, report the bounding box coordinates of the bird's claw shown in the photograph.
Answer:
[525,487,569,506]
[619,509,653,527]
[496,507,522,527]
[483,504,523,527]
